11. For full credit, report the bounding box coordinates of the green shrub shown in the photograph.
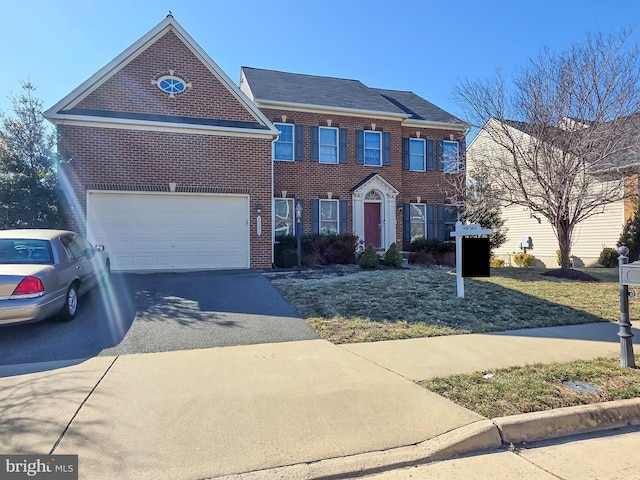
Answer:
[599,247,619,268]
[383,243,404,268]
[490,258,505,268]
[358,244,379,269]
[619,198,640,262]
[513,252,536,268]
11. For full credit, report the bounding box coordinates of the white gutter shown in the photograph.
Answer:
[253,99,408,121]
[47,114,278,139]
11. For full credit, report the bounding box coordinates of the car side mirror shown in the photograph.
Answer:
[94,244,105,252]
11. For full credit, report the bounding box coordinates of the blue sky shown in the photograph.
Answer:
[2,0,639,124]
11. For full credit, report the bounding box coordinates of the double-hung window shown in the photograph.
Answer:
[442,141,459,173]
[364,131,382,166]
[274,123,294,161]
[442,205,460,240]
[410,204,426,240]
[319,199,339,235]
[274,198,294,238]
[409,138,426,171]
[319,127,338,164]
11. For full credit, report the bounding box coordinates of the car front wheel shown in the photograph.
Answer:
[58,283,79,322]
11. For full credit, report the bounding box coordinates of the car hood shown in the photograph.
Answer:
[0,264,55,296]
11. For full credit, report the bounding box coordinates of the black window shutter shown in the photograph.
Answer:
[295,199,304,237]
[402,203,411,244]
[458,137,466,171]
[436,140,444,171]
[426,139,434,170]
[356,130,364,164]
[310,126,319,161]
[295,125,304,160]
[427,205,435,239]
[382,132,391,165]
[437,205,445,240]
[311,200,319,234]
[339,128,348,163]
[339,200,348,233]
[402,138,410,170]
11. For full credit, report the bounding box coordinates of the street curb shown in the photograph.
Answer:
[212,420,501,480]
[211,399,640,480]
[493,397,640,444]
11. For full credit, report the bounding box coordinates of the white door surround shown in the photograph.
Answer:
[352,174,399,250]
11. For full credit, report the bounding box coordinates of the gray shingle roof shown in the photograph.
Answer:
[242,67,463,125]
[371,88,464,124]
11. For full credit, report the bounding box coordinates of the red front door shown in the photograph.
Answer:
[364,202,382,248]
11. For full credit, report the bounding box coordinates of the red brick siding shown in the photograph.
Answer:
[57,125,273,269]
[265,108,465,244]
[75,30,256,124]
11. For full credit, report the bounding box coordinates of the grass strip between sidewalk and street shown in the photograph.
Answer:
[420,355,640,418]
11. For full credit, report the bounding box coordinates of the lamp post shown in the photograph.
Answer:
[295,202,303,273]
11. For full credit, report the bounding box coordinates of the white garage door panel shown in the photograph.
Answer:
[87,192,250,271]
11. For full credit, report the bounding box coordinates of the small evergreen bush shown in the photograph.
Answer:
[598,247,619,268]
[619,199,640,262]
[383,243,403,268]
[513,252,536,268]
[358,244,379,269]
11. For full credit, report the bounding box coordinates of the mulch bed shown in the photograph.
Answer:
[541,268,601,282]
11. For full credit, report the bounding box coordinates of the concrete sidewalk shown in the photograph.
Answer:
[0,322,638,479]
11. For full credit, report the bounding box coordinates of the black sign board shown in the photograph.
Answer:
[462,237,490,277]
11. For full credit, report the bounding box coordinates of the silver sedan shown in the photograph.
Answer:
[0,229,110,325]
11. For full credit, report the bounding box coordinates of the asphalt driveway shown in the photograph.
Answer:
[0,270,318,366]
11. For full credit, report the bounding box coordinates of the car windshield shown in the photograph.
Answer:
[0,239,53,264]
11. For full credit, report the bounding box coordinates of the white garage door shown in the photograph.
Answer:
[87,192,250,271]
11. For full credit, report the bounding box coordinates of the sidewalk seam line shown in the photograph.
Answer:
[335,345,415,382]
[49,356,119,455]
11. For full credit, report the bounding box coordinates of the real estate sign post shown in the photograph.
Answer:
[450,221,492,298]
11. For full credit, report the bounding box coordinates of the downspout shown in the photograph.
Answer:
[271,143,275,269]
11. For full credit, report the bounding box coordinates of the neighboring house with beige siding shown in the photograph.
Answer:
[468,118,633,268]
[494,201,624,267]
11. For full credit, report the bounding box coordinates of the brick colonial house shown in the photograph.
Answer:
[45,16,466,272]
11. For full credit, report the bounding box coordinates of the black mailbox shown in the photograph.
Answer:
[462,237,490,277]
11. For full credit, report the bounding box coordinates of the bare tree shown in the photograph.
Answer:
[458,30,640,269]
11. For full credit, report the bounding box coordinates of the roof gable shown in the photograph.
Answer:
[45,16,277,138]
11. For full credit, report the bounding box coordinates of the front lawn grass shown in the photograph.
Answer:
[420,355,640,418]
[270,267,634,343]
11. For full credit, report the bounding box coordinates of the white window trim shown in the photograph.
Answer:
[274,198,295,237]
[410,203,427,240]
[319,126,339,164]
[443,140,459,173]
[319,199,340,235]
[273,123,295,162]
[409,138,426,172]
[364,130,382,167]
